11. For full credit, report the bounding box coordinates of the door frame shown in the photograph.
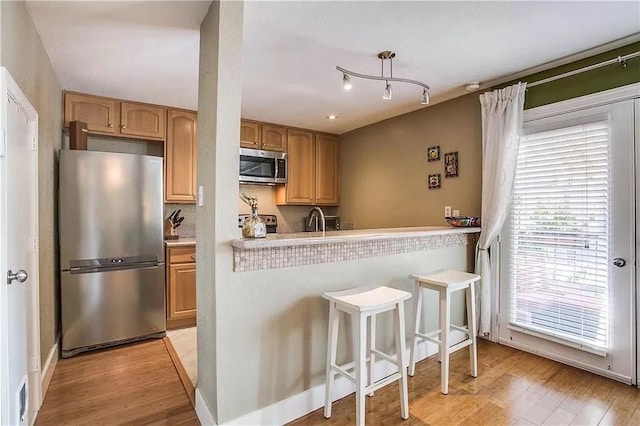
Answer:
[495,82,640,385]
[635,97,640,388]
[0,67,42,424]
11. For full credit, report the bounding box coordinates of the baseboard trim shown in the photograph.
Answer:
[223,331,466,425]
[41,337,59,401]
[196,388,217,426]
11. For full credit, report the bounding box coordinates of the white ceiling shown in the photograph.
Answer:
[27,1,640,135]
[25,1,210,110]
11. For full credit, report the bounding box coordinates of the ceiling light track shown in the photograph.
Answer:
[337,51,430,104]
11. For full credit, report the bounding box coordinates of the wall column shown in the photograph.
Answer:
[196,1,244,422]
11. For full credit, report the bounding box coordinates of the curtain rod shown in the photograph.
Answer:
[527,51,640,88]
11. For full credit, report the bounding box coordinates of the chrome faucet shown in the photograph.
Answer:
[307,206,326,234]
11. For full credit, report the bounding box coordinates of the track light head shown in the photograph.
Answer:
[342,73,352,91]
[383,81,392,100]
[421,88,429,105]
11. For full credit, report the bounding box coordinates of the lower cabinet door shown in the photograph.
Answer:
[168,263,196,325]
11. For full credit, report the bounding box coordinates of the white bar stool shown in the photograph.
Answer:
[323,286,412,426]
[408,270,480,394]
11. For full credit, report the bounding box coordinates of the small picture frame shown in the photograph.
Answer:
[428,173,441,189]
[427,146,440,162]
[444,152,459,178]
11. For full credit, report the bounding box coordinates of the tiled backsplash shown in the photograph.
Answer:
[165,185,335,240]
[233,232,478,272]
[239,184,337,233]
[164,204,196,238]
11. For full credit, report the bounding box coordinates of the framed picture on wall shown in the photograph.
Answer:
[444,152,458,177]
[427,146,440,162]
[428,173,441,189]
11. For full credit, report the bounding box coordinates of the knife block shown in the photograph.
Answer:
[164,218,179,240]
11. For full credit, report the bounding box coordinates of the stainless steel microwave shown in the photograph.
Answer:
[239,148,287,185]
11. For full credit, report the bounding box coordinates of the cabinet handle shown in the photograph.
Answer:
[121,125,127,129]
[109,124,114,128]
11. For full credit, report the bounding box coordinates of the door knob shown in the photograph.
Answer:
[613,258,626,268]
[7,269,28,285]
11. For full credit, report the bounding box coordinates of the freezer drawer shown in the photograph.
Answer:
[61,265,166,357]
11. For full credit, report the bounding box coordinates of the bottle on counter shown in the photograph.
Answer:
[242,205,266,238]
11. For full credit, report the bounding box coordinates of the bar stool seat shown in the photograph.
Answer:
[323,286,411,426]
[408,270,480,394]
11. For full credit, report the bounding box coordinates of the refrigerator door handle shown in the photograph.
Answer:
[69,261,159,275]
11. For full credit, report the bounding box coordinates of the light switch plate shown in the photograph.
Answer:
[198,185,204,206]
[444,205,452,217]
[453,209,460,217]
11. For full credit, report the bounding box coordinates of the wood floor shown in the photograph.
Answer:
[290,340,640,425]
[35,339,199,426]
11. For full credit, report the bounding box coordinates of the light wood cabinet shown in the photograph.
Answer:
[64,93,117,135]
[240,121,286,152]
[64,92,166,140]
[120,102,166,140]
[277,131,340,206]
[277,130,315,204]
[315,134,340,205]
[166,245,196,329]
[261,124,286,152]
[240,120,261,149]
[165,109,197,203]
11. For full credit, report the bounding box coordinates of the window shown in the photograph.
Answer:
[505,121,609,349]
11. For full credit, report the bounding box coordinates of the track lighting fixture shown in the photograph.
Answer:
[342,73,352,91]
[337,51,430,105]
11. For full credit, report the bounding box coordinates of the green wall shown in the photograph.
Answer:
[501,41,640,109]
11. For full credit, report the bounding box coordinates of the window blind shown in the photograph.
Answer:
[506,120,609,349]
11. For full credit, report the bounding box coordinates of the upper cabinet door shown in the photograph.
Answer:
[282,130,315,204]
[315,134,340,205]
[165,110,197,203]
[240,120,261,149]
[64,93,117,134]
[120,102,166,140]
[261,124,286,152]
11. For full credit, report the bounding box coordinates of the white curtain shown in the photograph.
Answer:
[476,82,527,336]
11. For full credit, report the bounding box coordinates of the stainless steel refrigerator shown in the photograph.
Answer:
[59,150,166,358]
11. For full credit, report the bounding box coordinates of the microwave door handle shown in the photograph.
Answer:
[274,159,279,180]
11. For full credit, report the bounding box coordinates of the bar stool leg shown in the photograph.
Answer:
[439,289,451,395]
[354,313,367,426]
[394,301,409,419]
[467,282,478,378]
[368,314,376,397]
[408,282,423,377]
[324,302,339,418]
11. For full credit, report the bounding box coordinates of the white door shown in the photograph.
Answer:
[0,72,39,425]
[499,99,635,383]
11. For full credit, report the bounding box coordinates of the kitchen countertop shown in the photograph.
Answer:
[230,226,480,250]
[165,237,196,247]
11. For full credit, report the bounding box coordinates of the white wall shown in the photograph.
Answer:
[1,0,62,363]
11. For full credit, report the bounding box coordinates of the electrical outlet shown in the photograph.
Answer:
[453,209,460,217]
[444,205,452,217]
